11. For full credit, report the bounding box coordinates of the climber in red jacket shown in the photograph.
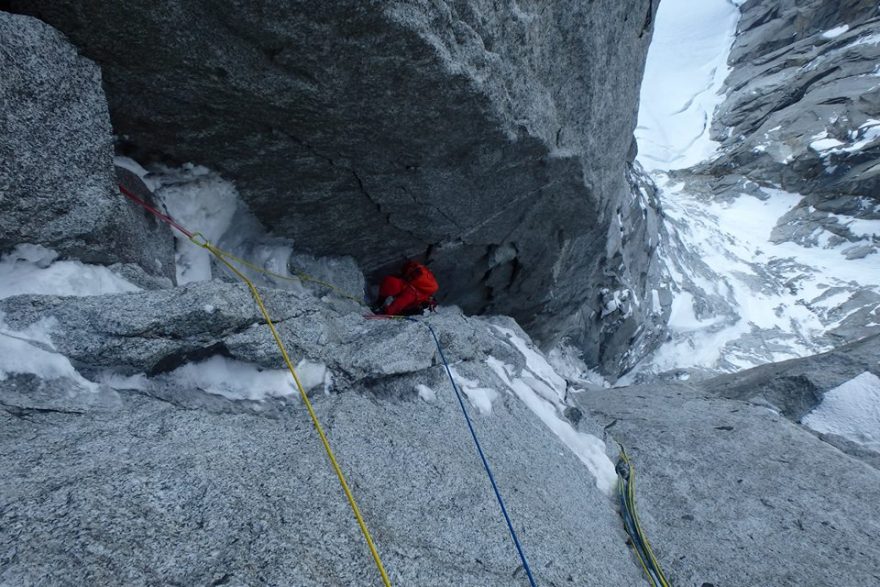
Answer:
[374,260,439,316]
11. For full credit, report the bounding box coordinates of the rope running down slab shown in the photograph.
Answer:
[120,184,392,587]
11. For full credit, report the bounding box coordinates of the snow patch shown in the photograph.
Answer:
[450,366,498,415]
[148,164,241,284]
[165,355,297,401]
[802,372,880,452]
[493,325,567,406]
[850,32,880,48]
[138,161,314,295]
[415,384,436,403]
[547,344,609,388]
[487,356,617,495]
[0,244,140,299]
[295,358,334,395]
[0,314,98,391]
[810,137,846,151]
[491,326,617,493]
[821,25,849,39]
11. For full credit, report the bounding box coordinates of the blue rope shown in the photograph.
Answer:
[410,318,538,587]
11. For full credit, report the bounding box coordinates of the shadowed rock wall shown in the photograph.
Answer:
[12,0,664,374]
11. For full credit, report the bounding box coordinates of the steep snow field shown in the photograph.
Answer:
[635,0,742,170]
[622,177,880,382]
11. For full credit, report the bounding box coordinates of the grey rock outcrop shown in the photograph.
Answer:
[577,380,880,587]
[709,333,880,468]
[0,12,175,280]
[9,1,667,375]
[710,333,880,421]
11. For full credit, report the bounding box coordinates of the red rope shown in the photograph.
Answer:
[118,183,194,239]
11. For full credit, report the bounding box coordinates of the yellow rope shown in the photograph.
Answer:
[191,234,392,587]
[190,232,367,306]
[618,448,670,587]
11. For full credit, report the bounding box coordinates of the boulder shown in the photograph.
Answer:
[0,12,175,280]
[709,332,880,422]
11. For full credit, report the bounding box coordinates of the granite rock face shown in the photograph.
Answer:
[0,279,643,586]
[577,378,880,587]
[0,12,175,280]
[709,333,880,469]
[0,388,642,587]
[10,1,667,375]
[710,333,880,421]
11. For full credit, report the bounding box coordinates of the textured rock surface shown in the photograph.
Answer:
[647,0,880,369]
[0,12,175,279]
[0,280,643,586]
[577,381,880,587]
[9,1,667,375]
[709,333,880,468]
[0,282,482,383]
[115,165,177,282]
[0,389,641,586]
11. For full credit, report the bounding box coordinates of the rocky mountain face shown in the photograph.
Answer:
[578,347,880,587]
[624,0,880,381]
[10,0,668,374]
[0,7,660,585]
[701,0,880,261]
[0,276,644,586]
[4,3,880,587]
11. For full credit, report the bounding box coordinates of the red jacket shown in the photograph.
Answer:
[379,261,438,315]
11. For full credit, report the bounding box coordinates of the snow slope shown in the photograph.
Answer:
[803,372,880,451]
[635,0,742,171]
[622,177,880,382]
[632,0,880,382]
[631,0,880,462]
